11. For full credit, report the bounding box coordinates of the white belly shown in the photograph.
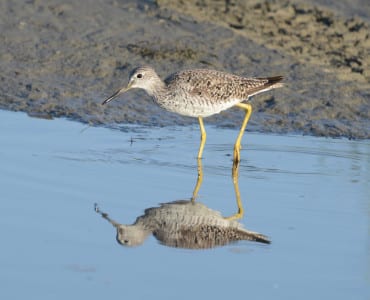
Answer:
[159,97,243,118]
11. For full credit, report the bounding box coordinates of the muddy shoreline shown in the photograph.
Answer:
[1,0,369,138]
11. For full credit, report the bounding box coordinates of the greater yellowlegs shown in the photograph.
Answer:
[102,66,283,162]
[95,200,270,249]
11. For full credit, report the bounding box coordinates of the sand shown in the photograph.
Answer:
[1,0,369,138]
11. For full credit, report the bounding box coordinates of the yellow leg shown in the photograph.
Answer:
[191,158,203,202]
[197,116,206,159]
[225,160,244,220]
[233,103,253,162]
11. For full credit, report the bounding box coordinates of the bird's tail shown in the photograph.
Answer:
[248,75,284,98]
[239,228,271,244]
[263,75,284,87]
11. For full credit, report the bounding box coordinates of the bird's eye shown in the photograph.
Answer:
[123,240,129,244]
[137,73,143,79]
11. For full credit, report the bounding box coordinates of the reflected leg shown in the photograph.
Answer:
[191,158,203,202]
[225,160,244,220]
[233,103,253,162]
[197,116,206,159]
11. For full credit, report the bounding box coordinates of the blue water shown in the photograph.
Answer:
[0,110,369,299]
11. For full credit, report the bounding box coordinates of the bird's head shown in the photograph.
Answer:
[102,66,161,104]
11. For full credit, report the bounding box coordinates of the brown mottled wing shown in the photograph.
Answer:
[154,225,270,249]
[166,69,282,101]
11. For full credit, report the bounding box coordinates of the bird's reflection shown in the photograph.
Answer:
[95,200,269,248]
[95,160,270,249]
[192,159,243,221]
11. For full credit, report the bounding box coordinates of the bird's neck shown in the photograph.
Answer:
[135,215,156,231]
[147,80,168,102]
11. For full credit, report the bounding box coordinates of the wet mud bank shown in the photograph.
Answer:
[1,0,369,138]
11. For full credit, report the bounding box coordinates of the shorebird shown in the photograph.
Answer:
[102,66,283,162]
[95,200,270,249]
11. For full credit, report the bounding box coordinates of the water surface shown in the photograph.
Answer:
[1,110,369,299]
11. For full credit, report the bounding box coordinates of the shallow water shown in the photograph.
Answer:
[1,110,369,299]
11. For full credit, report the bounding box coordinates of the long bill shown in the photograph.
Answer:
[101,85,130,105]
